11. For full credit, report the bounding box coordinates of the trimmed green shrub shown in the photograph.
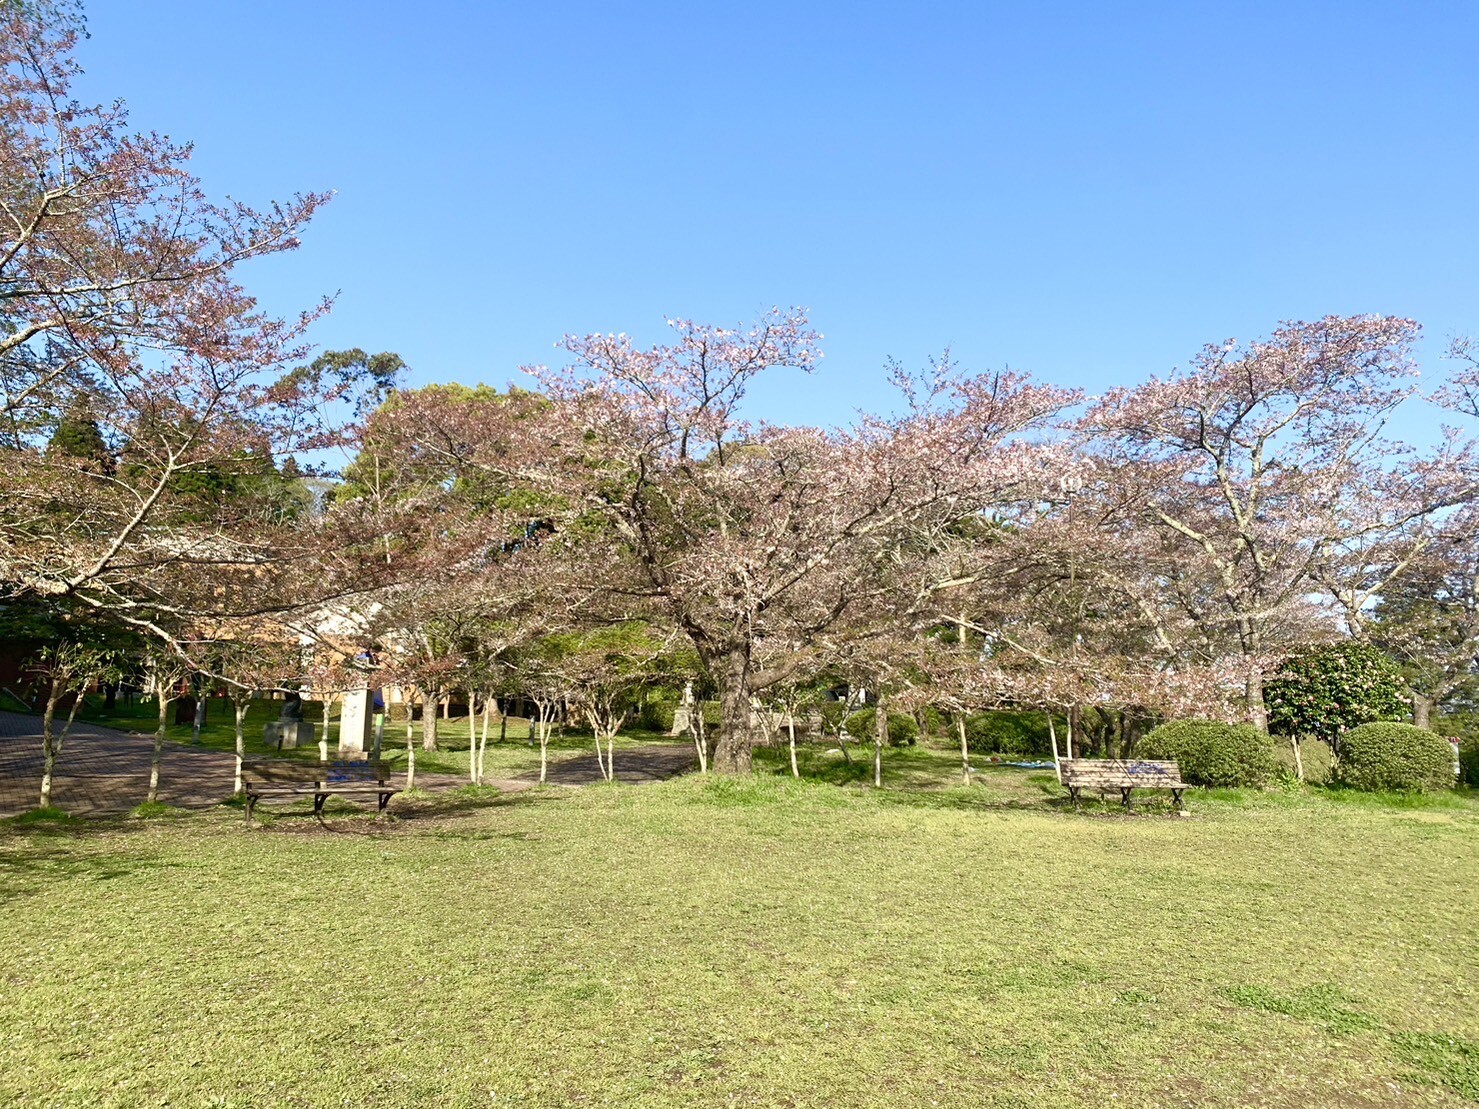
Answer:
[1334,722,1456,792]
[1138,720,1277,787]
[964,711,1052,757]
[844,708,919,746]
[638,688,680,732]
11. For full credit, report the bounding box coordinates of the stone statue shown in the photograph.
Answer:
[265,688,312,750]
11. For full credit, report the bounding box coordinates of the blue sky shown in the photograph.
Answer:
[81,1,1479,432]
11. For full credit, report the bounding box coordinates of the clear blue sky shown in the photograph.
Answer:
[80,1,1479,430]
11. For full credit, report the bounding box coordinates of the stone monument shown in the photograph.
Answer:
[263,691,313,750]
[338,686,374,758]
[669,681,695,736]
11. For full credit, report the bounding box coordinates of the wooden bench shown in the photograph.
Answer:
[240,760,399,821]
[1060,758,1188,812]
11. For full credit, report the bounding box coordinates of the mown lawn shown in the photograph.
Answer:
[2,755,1476,1108]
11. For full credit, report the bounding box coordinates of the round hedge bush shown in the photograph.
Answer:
[844,708,919,746]
[1334,722,1455,792]
[1137,720,1277,787]
[963,711,1051,757]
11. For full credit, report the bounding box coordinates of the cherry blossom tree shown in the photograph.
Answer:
[0,10,399,658]
[473,316,1078,774]
[1083,316,1434,730]
[1369,514,1479,727]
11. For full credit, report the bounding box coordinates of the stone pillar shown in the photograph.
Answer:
[338,687,374,758]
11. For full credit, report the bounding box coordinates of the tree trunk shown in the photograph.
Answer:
[318,694,332,762]
[834,709,853,765]
[148,692,171,804]
[873,699,886,788]
[103,683,117,711]
[1412,693,1433,730]
[405,723,417,791]
[421,689,439,751]
[788,716,799,779]
[957,712,971,787]
[712,647,756,775]
[38,680,62,809]
[537,705,551,784]
[233,699,248,796]
[593,726,609,781]
[1048,711,1062,782]
[1245,663,1269,733]
[689,710,708,774]
[468,694,478,782]
[476,693,491,785]
[1290,735,1305,782]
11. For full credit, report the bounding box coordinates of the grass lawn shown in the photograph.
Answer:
[2,745,1477,1108]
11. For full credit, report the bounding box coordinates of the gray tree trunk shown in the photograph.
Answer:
[1412,693,1434,730]
[713,647,756,775]
[873,699,886,788]
[38,679,63,809]
[233,698,249,795]
[421,689,439,751]
[958,712,971,787]
[147,693,172,804]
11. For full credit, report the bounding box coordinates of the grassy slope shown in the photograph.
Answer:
[1,753,1476,1107]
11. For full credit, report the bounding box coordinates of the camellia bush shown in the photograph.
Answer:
[1334,722,1456,792]
[1265,643,1407,745]
[1138,720,1278,787]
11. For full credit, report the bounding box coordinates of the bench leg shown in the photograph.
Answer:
[378,791,391,814]
[1068,785,1080,809]
[1173,788,1186,815]
[1121,787,1133,810]
[314,793,327,816]
[245,793,255,822]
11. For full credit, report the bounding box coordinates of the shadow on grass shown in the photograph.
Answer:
[0,814,184,900]
[242,780,569,836]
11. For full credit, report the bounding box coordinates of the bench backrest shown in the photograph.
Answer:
[241,760,392,786]
[1061,759,1182,787]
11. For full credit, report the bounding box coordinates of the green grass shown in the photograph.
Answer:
[1,759,1476,1107]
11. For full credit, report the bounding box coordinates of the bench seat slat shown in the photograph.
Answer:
[245,786,400,795]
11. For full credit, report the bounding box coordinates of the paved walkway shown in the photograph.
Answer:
[0,713,698,818]
[0,711,241,817]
